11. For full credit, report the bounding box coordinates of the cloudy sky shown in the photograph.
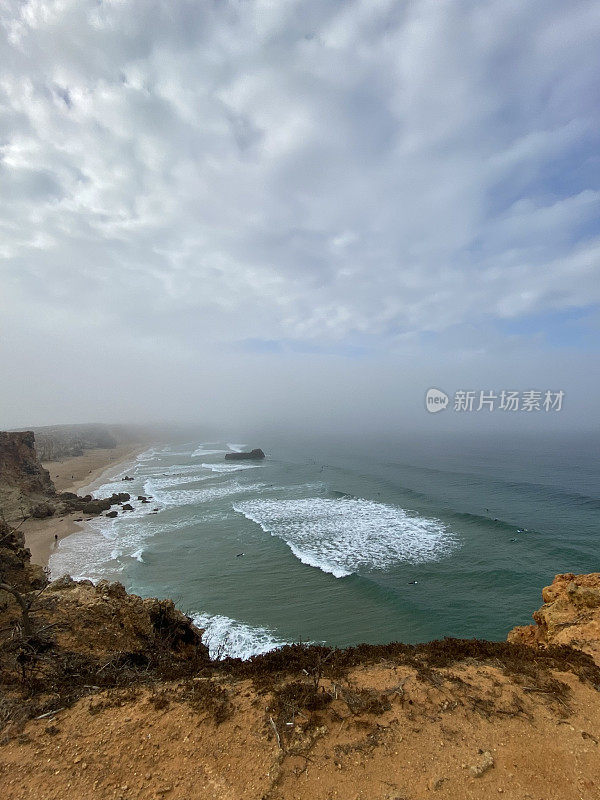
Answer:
[1,0,599,432]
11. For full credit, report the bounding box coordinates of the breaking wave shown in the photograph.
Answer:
[192,445,227,457]
[192,613,288,659]
[233,497,458,578]
[201,462,263,473]
[144,480,267,507]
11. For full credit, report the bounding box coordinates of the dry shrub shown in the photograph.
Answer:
[180,679,231,724]
[220,638,600,693]
[340,687,391,716]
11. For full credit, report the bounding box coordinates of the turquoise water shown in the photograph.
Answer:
[49,432,600,658]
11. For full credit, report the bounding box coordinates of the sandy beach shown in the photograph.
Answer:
[23,442,150,568]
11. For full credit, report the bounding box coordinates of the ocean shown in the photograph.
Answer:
[48,431,600,660]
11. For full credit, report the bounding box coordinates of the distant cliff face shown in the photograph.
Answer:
[31,423,117,461]
[0,431,55,521]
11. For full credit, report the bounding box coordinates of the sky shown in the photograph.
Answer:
[1,0,599,435]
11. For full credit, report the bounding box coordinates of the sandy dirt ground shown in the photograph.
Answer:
[0,661,598,800]
[22,444,149,567]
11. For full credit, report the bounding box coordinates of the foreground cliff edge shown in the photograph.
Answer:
[1,434,599,799]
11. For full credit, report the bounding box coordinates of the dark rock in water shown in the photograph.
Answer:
[55,490,131,517]
[122,503,134,511]
[225,448,265,461]
[105,510,118,518]
[122,475,134,481]
[81,499,112,514]
[137,495,146,501]
[110,492,130,504]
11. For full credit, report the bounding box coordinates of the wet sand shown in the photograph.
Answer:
[23,443,150,568]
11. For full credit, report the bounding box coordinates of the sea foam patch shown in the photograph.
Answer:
[201,462,263,473]
[136,447,160,462]
[48,513,144,582]
[145,480,268,507]
[144,472,211,490]
[48,504,220,582]
[193,613,287,660]
[192,445,227,457]
[233,497,458,578]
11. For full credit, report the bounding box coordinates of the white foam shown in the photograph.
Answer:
[201,462,262,473]
[49,509,144,579]
[136,447,160,462]
[192,613,287,660]
[49,518,126,582]
[48,503,210,581]
[157,445,195,456]
[192,445,227,457]
[145,480,267,507]
[144,472,210,489]
[92,472,145,497]
[233,497,458,578]
[168,463,211,473]
[227,443,246,452]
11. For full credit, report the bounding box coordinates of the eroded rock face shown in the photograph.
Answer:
[40,577,210,664]
[508,572,600,664]
[0,430,131,522]
[0,431,55,521]
[1,535,210,692]
[0,520,46,592]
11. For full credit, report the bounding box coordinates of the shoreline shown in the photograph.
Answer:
[23,442,152,568]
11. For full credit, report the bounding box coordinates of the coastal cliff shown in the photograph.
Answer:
[30,424,118,462]
[0,517,209,716]
[1,517,600,800]
[1,434,599,799]
[0,430,141,525]
[0,431,56,521]
[508,572,600,664]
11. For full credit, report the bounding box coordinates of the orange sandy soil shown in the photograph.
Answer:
[21,444,149,567]
[1,660,599,800]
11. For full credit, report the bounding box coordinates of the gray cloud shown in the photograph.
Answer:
[1,0,599,430]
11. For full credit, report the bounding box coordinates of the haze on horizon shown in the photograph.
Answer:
[1,1,599,437]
